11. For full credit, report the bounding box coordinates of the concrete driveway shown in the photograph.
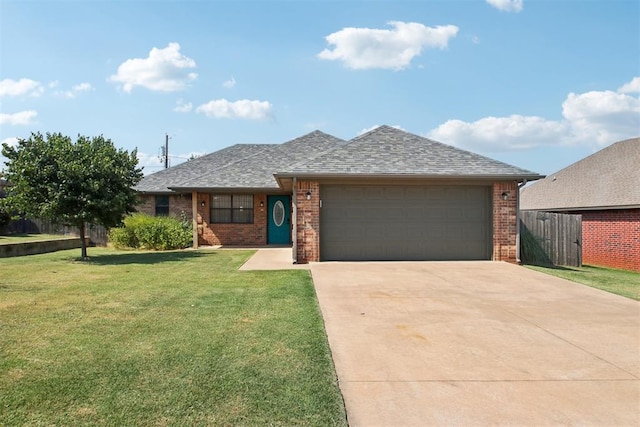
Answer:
[310,261,639,426]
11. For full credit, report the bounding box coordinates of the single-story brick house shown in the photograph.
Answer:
[520,137,639,272]
[136,125,542,263]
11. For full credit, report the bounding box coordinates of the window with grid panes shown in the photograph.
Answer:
[210,194,253,223]
[155,195,169,216]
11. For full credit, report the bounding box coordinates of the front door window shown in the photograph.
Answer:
[273,200,285,227]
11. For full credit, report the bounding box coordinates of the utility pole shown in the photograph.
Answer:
[164,133,169,169]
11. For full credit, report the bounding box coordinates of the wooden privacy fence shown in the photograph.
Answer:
[6,217,108,246]
[520,211,582,267]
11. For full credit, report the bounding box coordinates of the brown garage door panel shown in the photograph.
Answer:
[320,185,491,261]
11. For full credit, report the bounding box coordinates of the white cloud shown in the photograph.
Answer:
[173,99,193,113]
[55,82,94,98]
[136,152,164,174]
[618,77,640,93]
[0,110,38,126]
[108,42,197,93]
[358,124,405,136]
[0,78,44,97]
[318,21,459,70]
[428,78,640,150]
[1,137,19,148]
[562,89,640,145]
[223,76,236,88]
[428,115,568,150]
[486,0,524,13]
[195,99,273,120]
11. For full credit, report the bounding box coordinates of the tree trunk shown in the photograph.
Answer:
[79,222,88,260]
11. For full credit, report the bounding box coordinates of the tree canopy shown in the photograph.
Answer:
[1,132,144,258]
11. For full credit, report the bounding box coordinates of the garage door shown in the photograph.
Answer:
[320,185,491,261]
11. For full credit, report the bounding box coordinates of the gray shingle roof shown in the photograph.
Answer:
[280,125,542,178]
[138,130,346,192]
[135,144,271,193]
[136,125,542,193]
[171,130,346,190]
[520,137,640,211]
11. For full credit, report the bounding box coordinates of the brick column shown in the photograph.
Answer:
[493,182,518,262]
[295,180,320,263]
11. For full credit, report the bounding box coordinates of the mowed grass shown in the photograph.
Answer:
[0,233,73,244]
[526,264,640,300]
[0,248,347,426]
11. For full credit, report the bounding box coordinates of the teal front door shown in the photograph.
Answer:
[267,195,291,244]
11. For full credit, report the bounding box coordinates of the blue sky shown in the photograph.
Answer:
[1,0,638,176]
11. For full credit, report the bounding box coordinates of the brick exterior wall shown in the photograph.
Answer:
[492,181,518,263]
[294,181,519,263]
[137,194,192,218]
[138,193,269,247]
[139,180,522,264]
[295,181,320,263]
[574,209,640,272]
[196,193,268,246]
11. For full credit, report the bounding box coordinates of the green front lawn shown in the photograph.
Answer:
[526,264,640,300]
[0,248,347,426]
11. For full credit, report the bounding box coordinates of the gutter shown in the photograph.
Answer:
[274,172,545,188]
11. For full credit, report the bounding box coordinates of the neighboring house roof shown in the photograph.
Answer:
[137,125,542,193]
[277,125,542,179]
[520,137,640,211]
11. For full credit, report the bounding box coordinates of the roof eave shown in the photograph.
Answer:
[168,186,283,193]
[135,189,179,195]
[274,172,545,181]
[521,204,640,212]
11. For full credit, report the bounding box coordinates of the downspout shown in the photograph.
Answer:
[292,177,298,264]
[516,179,527,263]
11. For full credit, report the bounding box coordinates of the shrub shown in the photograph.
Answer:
[0,208,11,234]
[109,213,192,250]
[108,225,137,249]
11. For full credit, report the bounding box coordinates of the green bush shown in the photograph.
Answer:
[109,213,192,250]
[0,208,11,233]
[108,225,137,249]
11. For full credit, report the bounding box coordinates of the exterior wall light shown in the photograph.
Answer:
[201,200,206,207]
[501,192,509,200]
[259,201,264,207]
[305,191,312,200]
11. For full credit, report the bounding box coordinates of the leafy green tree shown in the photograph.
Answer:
[1,132,143,259]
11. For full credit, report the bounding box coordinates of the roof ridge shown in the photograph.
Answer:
[282,133,348,170]
[349,125,540,175]
[549,137,639,178]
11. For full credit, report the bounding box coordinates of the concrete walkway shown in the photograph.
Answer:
[238,247,310,270]
[310,261,640,426]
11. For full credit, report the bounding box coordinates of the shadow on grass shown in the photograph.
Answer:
[80,250,215,266]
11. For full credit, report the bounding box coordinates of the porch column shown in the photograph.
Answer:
[292,177,297,263]
[192,190,199,249]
